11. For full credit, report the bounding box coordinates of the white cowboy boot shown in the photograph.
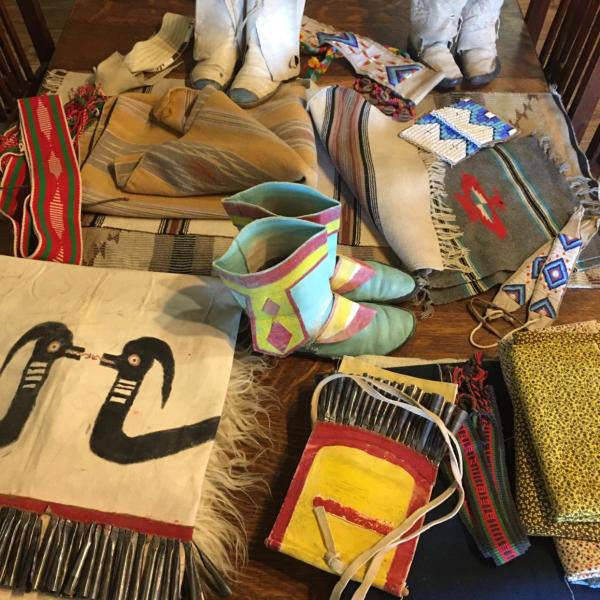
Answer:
[229,0,305,108]
[409,0,468,89]
[457,0,503,86]
[191,0,244,90]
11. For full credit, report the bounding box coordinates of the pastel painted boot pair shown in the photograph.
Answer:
[409,0,503,89]
[191,0,305,107]
[213,183,417,358]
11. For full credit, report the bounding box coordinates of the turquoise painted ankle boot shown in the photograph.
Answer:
[213,217,416,358]
[222,182,417,304]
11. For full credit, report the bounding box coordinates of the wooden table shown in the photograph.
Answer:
[51,0,547,93]
[30,0,600,598]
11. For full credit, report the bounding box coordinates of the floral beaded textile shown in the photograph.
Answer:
[301,16,444,107]
[300,21,417,122]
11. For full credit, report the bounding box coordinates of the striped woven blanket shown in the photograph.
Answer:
[80,84,317,218]
[41,72,600,294]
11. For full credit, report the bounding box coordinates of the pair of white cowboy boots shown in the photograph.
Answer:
[410,0,504,89]
[192,0,304,107]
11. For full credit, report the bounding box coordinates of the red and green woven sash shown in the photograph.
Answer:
[443,355,530,566]
[0,95,82,264]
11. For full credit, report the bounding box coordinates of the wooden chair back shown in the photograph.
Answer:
[588,123,599,179]
[0,0,54,125]
[525,0,599,177]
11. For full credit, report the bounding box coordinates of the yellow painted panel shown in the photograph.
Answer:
[280,445,415,589]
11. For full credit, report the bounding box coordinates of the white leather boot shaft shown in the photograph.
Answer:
[192,0,243,89]
[409,0,468,85]
[229,0,305,107]
[460,48,498,79]
[457,0,503,82]
[228,16,281,106]
[410,0,468,50]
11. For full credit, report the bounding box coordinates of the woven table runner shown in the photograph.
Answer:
[0,96,82,264]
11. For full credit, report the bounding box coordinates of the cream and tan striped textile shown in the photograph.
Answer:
[41,71,600,288]
[94,13,194,96]
[124,12,194,73]
[81,83,317,218]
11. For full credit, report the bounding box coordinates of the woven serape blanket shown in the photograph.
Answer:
[40,72,600,294]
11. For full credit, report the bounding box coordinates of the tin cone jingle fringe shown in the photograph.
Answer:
[315,373,468,464]
[0,513,191,599]
[0,352,274,599]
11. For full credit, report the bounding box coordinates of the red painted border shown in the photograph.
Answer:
[223,199,340,226]
[0,494,193,540]
[224,202,278,220]
[301,205,341,226]
[332,258,376,295]
[313,496,394,536]
[266,422,437,595]
[217,230,328,288]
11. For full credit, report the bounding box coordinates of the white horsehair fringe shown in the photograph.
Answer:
[193,351,275,583]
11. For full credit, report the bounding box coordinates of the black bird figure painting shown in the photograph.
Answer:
[90,337,220,464]
[0,322,84,447]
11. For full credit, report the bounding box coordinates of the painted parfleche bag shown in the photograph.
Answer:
[267,360,465,599]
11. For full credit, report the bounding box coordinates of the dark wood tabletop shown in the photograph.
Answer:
[51,0,547,93]
[30,0,600,598]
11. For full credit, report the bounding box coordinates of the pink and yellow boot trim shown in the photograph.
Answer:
[213,217,416,358]
[222,183,417,303]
